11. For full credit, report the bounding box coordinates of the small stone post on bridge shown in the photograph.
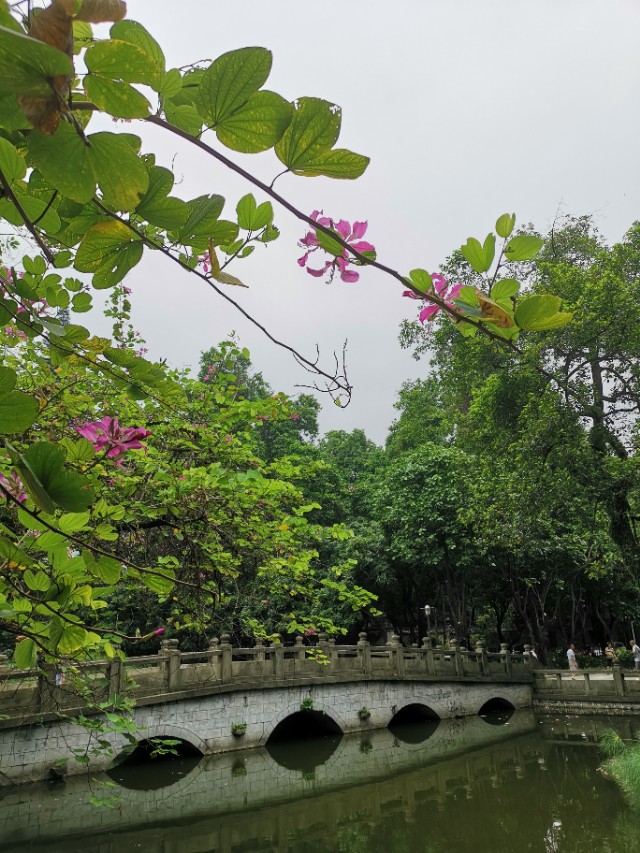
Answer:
[220,634,232,684]
[159,638,181,691]
[613,660,625,697]
[475,641,487,676]
[357,631,371,676]
[422,637,435,676]
[390,634,405,676]
[500,642,512,677]
[272,638,284,680]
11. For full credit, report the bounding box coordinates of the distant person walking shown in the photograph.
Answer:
[605,642,616,668]
[567,643,578,676]
[630,639,640,676]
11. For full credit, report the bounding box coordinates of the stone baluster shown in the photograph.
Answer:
[163,638,181,691]
[475,641,487,676]
[220,634,232,684]
[328,637,338,665]
[450,640,463,676]
[357,631,371,676]
[294,635,305,662]
[613,660,625,696]
[207,637,220,664]
[272,638,284,680]
[390,634,405,676]
[253,637,266,662]
[317,632,329,662]
[422,637,435,676]
[500,642,512,677]
[107,650,122,697]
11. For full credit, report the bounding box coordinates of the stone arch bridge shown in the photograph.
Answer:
[0,634,534,784]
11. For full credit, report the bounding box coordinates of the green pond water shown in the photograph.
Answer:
[1,710,639,852]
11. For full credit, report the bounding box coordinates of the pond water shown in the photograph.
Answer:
[1,710,639,853]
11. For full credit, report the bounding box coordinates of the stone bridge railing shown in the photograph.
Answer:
[0,633,534,725]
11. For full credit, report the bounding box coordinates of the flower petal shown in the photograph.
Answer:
[351,221,368,240]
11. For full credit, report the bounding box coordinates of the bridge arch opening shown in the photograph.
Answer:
[108,737,203,790]
[388,703,440,744]
[478,697,515,725]
[266,710,342,773]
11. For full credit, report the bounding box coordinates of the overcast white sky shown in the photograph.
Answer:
[112,0,639,443]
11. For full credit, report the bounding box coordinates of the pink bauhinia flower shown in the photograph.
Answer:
[402,273,463,323]
[298,211,375,284]
[0,470,27,503]
[76,416,151,460]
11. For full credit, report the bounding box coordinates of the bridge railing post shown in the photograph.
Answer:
[475,642,487,676]
[613,661,625,697]
[422,637,434,676]
[328,638,338,665]
[272,639,284,680]
[450,641,463,676]
[294,635,306,662]
[390,635,405,676]
[357,632,372,676]
[220,634,232,684]
[254,637,266,661]
[107,651,122,698]
[161,639,181,691]
[500,643,512,677]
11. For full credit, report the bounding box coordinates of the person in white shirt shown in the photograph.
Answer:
[567,643,578,675]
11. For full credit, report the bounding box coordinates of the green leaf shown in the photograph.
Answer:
[198,47,272,125]
[275,97,341,172]
[0,137,26,182]
[515,294,573,331]
[58,512,91,534]
[59,437,95,463]
[27,123,94,203]
[0,94,30,130]
[93,555,121,584]
[408,269,433,293]
[75,220,144,289]
[0,24,73,98]
[291,148,369,180]
[110,20,165,76]
[505,235,544,262]
[491,278,520,300]
[14,637,36,669]
[215,90,293,153]
[84,75,151,119]
[236,194,273,231]
[71,291,93,312]
[28,128,148,211]
[0,536,32,567]
[85,39,159,86]
[460,235,494,273]
[136,167,188,230]
[72,20,93,55]
[17,442,95,513]
[163,102,202,136]
[159,68,182,99]
[142,568,175,595]
[57,624,88,654]
[496,213,516,239]
[176,194,225,244]
[88,132,149,211]
[23,569,50,592]
[0,367,38,434]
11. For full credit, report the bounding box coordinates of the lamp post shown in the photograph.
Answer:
[424,605,432,646]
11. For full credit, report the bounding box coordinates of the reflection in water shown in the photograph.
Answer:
[266,709,343,773]
[1,711,636,853]
[388,717,440,745]
[479,708,515,727]
[266,735,342,774]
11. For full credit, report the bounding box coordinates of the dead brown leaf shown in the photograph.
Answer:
[75,0,127,23]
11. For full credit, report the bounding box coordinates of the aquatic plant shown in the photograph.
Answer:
[600,729,640,810]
